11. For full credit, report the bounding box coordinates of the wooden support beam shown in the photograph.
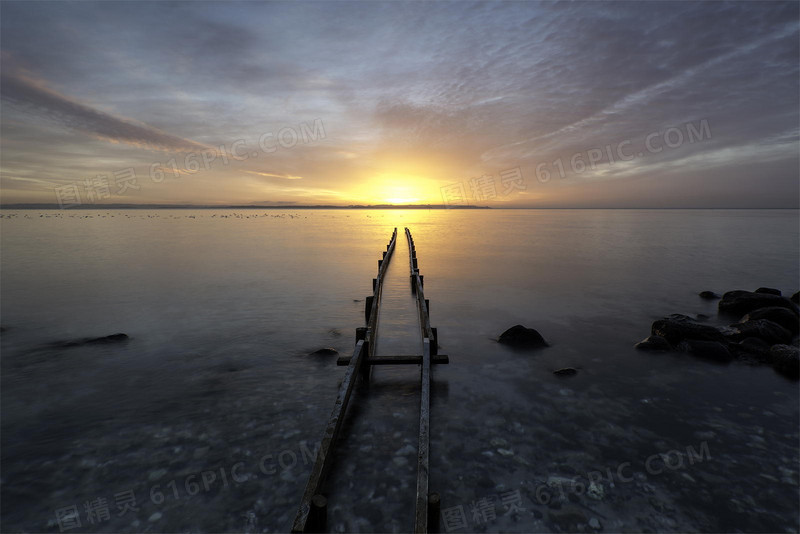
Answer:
[336,354,449,366]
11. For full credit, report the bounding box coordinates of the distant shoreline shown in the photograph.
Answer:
[1,204,797,210]
[0,204,491,210]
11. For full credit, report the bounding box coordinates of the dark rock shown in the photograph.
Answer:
[651,315,726,346]
[309,347,338,356]
[553,367,578,376]
[740,336,771,351]
[718,290,798,317]
[695,314,710,321]
[699,291,721,300]
[724,319,792,346]
[678,340,733,363]
[635,335,672,352]
[498,325,549,349]
[792,291,799,304]
[729,337,771,364]
[755,287,781,296]
[770,344,799,379]
[741,307,799,335]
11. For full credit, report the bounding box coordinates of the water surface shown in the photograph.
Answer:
[1,209,798,533]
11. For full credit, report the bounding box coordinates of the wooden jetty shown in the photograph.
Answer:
[292,227,447,534]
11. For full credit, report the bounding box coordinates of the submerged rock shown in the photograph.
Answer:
[755,287,782,296]
[771,345,799,379]
[55,333,129,348]
[678,340,733,363]
[548,506,588,530]
[699,290,721,300]
[718,290,798,316]
[309,347,338,356]
[729,337,771,364]
[87,333,128,344]
[651,315,725,346]
[635,335,671,352]
[741,307,799,335]
[724,319,792,346]
[553,367,578,376]
[498,325,549,349]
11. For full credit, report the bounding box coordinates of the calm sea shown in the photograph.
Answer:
[1,209,798,533]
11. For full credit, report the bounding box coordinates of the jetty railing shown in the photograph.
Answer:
[293,227,446,533]
[405,227,439,533]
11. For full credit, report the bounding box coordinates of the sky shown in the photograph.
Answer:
[0,1,798,208]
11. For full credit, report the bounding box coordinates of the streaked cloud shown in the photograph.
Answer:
[1,66,211,153]
[245,171,303,180]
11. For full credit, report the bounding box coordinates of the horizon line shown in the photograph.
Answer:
[1,203,798,210]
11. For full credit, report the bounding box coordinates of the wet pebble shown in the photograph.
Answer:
[148,468,167,482]
[148,512,162,522]
[395,444,416,456]
[587,481,604,500]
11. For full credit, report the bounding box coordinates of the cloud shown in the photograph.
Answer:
[0,1,797,207]
[245,171,303,180]
[0,66,211,153]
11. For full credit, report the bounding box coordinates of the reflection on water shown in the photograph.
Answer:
[1,209,798,532]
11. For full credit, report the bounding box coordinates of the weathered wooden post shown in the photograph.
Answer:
[428,493,441,533]
[307,494,327,533]
[356,327,367,342]
[365,296,374,323]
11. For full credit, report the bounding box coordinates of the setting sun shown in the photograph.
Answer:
[367,172,441,205]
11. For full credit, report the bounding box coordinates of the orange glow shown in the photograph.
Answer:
[364,171,442,205]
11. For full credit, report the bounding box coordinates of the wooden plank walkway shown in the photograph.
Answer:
[292,228,445,533]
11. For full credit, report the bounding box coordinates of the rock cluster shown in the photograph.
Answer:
[636,289,799,379]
